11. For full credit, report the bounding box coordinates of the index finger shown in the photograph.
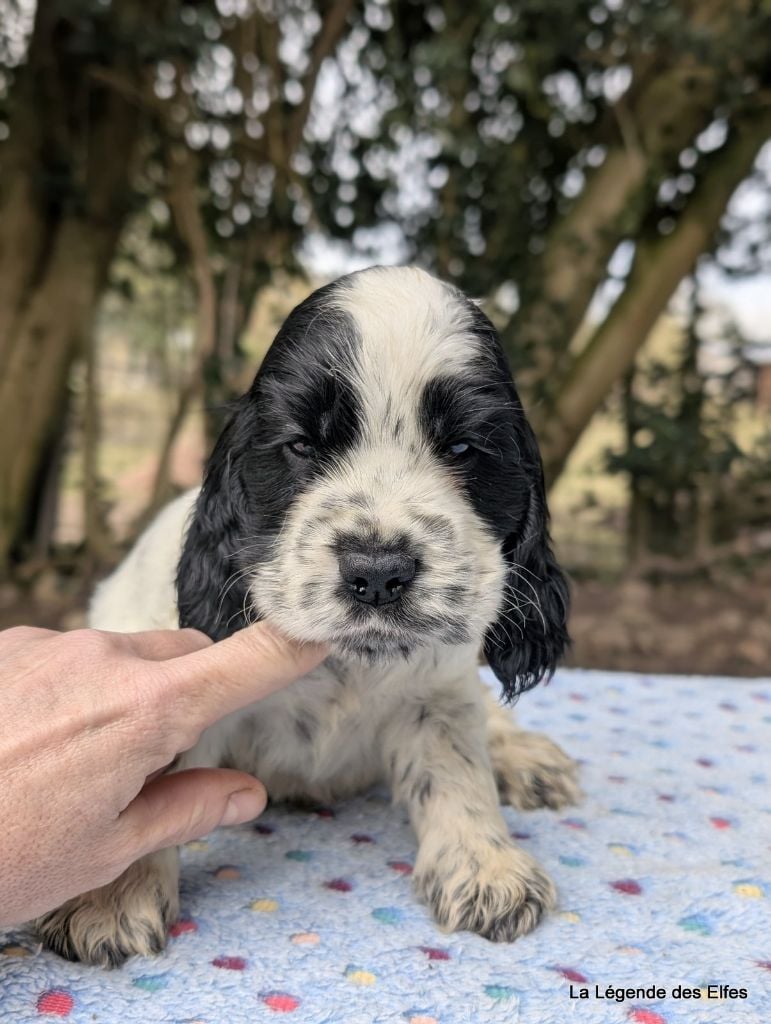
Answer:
[160,622,327,731]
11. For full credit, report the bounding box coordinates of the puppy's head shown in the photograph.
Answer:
[177,266,568,699]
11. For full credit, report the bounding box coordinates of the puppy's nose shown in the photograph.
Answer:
[339,549,417,606]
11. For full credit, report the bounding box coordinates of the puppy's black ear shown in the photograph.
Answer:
[484,424,570,701]
[177,405,256,640]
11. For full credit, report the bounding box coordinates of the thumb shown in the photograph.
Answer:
[120,768,268,857]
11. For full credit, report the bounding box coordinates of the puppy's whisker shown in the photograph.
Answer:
[508,561,543,584]
[215,564,258,624]
[223,537,271,559]
[496,605,526,640]
[505,585,546,634]
[507,568,547,633]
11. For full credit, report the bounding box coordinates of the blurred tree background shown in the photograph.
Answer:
[1,0,770,673]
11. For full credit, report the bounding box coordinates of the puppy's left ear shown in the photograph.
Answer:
[177,405,256,640]
[483,425,570,701]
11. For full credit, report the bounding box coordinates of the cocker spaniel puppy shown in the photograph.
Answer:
[38,266,579,966]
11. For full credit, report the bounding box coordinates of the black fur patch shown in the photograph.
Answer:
[419,300,569,700]
[177,285,361,639]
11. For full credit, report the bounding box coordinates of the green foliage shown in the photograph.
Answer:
[310,0,771,301]
[312,0,608,290]
[6,1,768,336]
[605,285,763,556]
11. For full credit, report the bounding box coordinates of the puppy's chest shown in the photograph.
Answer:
[220,663,402,789]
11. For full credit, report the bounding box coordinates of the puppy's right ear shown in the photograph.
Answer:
[177,408,255,641]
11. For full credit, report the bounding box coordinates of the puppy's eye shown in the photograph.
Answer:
[446,440,471,457]
[287,438,316,458]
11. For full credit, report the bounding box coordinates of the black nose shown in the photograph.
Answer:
[339,549,417,606]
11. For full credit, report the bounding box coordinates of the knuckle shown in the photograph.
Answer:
[139,788,214,850]
[62,627,114,655]
[3,624,49,644]
[180,627,210,646]
[181,795,213,841]
[127,658,172,716]
[130,662,199,753]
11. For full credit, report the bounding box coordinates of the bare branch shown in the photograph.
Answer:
[539,110,771,485]
[148,144,217,512]
[287,0,357,154]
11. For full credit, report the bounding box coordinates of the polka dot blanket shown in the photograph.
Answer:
[2,668,770,1023]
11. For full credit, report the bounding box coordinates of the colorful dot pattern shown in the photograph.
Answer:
[1,669,769,1022]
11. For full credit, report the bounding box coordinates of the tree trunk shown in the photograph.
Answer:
[146,144,217,515]
[204,255,273,447]
[620,368,645,565]
[539,113,771,486]
[0,222,125,569]
[82,321,113,570]
[0,1,146,571]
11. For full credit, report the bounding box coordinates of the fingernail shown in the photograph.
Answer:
[221,787,266,826]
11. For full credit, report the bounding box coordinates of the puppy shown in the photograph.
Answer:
[37,266,579,966]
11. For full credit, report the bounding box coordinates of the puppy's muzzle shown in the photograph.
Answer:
[339,547,417,607]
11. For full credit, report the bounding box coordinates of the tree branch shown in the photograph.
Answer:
[539,110,771,485]
[505,0,738,398]
[286,0,357,154]
[147,144,217,513]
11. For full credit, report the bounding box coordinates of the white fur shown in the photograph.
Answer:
[333,265,478,433]
[89,489,197,633]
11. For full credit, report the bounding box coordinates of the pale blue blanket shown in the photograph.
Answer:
[2,669,770,1023]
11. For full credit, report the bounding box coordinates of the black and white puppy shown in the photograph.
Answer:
[38,266,578,966]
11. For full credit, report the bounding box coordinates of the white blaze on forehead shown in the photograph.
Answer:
[331,266,481,438]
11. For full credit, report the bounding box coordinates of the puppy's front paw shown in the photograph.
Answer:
[491,730,581,811]
[415,840,556,942]
[36,849,179,968]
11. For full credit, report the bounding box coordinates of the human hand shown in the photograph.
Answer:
[0,624,325,926]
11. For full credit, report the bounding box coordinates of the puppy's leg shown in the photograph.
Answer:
[484,690,581,810]
[35,847,179,968]
[382,685,556,942]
